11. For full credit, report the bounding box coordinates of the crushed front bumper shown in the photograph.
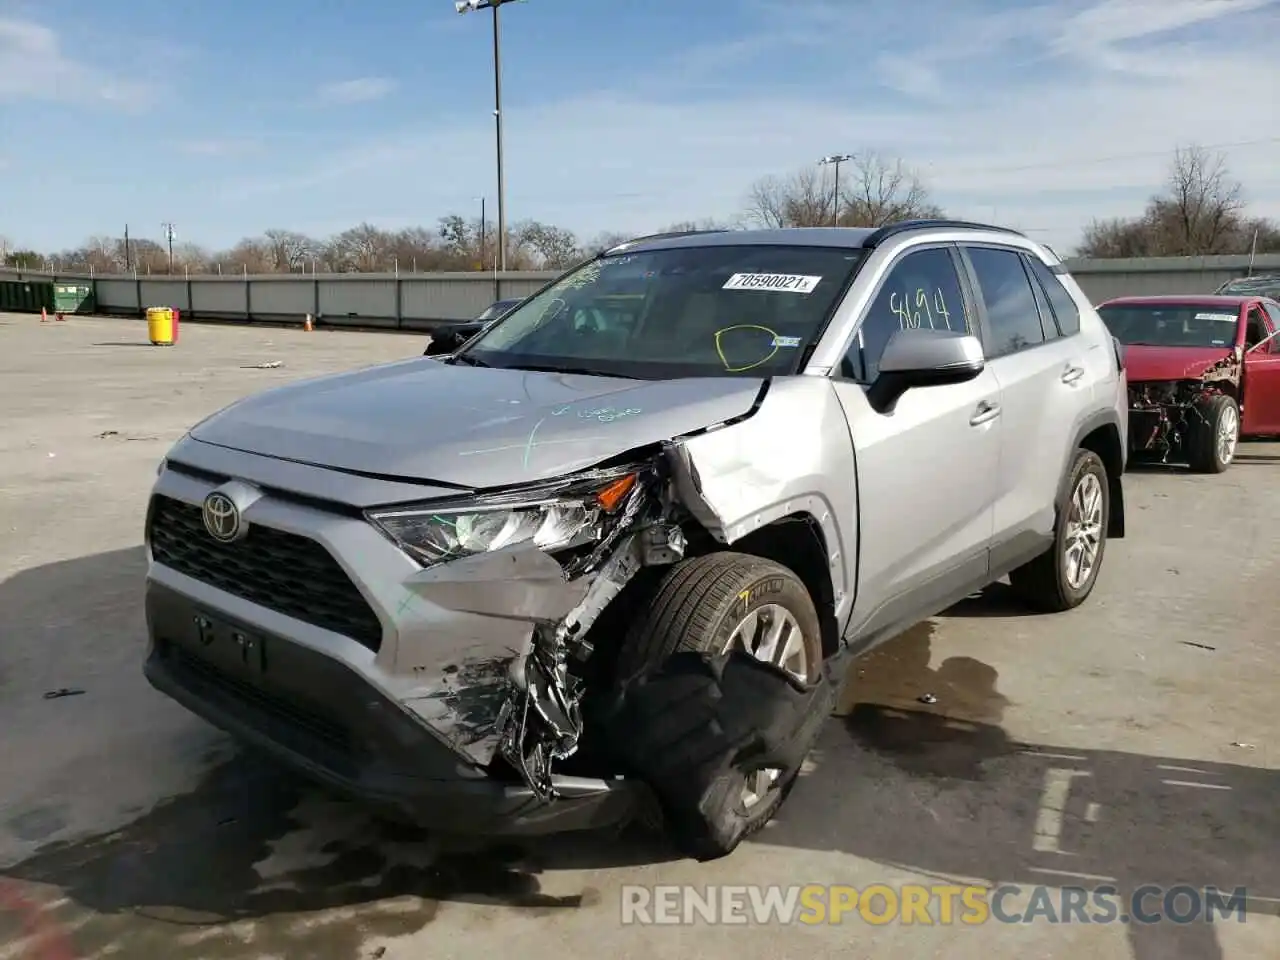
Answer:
[144,580,644,835]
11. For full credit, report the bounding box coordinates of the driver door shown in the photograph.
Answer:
[829,245,1000,648]
[1242,303,1280,435]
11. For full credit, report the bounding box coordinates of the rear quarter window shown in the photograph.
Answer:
[1025,256,1081,336]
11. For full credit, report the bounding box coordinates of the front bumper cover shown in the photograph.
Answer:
[143,581,646,835]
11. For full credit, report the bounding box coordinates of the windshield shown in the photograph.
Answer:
[457,244,865,379]
[1217,277,1280,297]
[1098,304,1241,348]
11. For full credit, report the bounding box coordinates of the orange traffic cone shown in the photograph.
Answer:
[303,313,314,332]
[40,307,48,323]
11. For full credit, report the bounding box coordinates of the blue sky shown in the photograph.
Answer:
[2,0,1278,255]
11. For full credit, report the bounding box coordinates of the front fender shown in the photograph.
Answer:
[666,377,857,620]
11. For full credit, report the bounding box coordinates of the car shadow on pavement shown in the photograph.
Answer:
[938,582,1041,618]
[0,546,676,960]
[761,621,1278,960]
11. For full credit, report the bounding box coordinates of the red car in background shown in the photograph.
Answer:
[1097,294,1280,472]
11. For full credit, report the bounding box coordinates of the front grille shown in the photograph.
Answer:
[148,494,383,651]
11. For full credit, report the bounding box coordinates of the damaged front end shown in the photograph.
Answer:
[369,454,693,804]
[1128,352,1240,462]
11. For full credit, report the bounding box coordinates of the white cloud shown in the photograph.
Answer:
[317,77,396,104]
[189,0,1280,253]
[0,18,153,108]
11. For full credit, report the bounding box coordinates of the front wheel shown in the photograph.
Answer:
[612,552,823,860]
[1187,394,1238,473]
[1009,448,1109,612]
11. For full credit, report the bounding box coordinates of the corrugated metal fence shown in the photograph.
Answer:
[4,253,1278,328]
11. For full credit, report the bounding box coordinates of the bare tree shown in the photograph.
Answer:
[744,153,942,229]
[262,229,320,271]
[1076,144,1276,258]
[743,168,831,228]
[511,220,582,269]
[841,151,944,226]
[582,231,633,255]
[1150,144,1245,255]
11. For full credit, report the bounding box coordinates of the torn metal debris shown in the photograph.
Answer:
[1127,351,1241,462]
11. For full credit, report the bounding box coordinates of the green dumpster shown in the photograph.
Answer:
[0,280,53,314]
[53,282,94,315]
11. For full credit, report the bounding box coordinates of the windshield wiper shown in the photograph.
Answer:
[448,353,491,367]
[503,362,628,378]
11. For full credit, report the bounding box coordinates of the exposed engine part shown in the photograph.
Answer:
[642,523,687,565]
[1129,375,1234,461]
[494,458,683,801]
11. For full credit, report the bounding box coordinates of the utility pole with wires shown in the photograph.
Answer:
[818,154,853,227]
[161,221,176,274]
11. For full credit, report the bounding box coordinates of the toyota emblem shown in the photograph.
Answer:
[202,491,243,542]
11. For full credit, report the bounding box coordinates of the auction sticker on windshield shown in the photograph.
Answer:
[1195,312,1237,323]
[723,273,822,293]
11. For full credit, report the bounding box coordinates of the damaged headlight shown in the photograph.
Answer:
[366,470,639,567]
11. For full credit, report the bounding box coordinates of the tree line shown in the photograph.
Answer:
[3,145,1276,275]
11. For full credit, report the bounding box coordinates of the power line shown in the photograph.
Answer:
[923,137,1280,177]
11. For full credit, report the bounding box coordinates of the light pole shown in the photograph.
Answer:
[475,195,487,271]
[161,221,176,273]
[455,0,525,274]
[817,154,852,227]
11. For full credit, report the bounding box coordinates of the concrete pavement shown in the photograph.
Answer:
[1,314,1276,960]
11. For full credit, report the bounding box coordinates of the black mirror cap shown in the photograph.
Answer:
[866,359,984,414]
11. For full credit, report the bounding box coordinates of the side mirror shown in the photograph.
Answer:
[866,328,985,413]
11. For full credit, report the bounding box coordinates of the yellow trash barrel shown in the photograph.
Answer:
[146,306,175,346]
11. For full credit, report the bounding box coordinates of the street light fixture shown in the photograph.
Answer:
[455,0,526,274]
[817,154,853,227]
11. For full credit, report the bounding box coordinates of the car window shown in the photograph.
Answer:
[1021,256,1060,342]
[840,247,968,382]
[1024,255,1081,336]
[1262,300,1280,333]
[1245,306,1268,351]
[964,246,1046,358]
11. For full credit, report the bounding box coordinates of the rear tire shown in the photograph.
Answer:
[1187,394,1238,473]
[613,552,822,860]
[1009,448,1109,613]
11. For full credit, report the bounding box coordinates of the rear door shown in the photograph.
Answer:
[1242,301,1280,435]
[957,245,1095,570]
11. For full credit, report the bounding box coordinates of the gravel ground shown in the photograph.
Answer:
[1,313,1276,960]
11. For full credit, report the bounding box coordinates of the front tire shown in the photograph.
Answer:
[1009,448,1109,613]
[1187,394,1238,473]
[613,552,822,860]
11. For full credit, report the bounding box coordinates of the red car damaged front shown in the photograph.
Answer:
[1097,297,1243,469]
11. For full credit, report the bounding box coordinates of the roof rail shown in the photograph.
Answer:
[862,219,1026,248]
[606,228,731,252]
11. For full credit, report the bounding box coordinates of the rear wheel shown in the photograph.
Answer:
[1187,394,1238,473]
[1009,448,1109,612]
[613,552,822,860]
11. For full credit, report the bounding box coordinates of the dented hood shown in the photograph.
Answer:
[189,356,764,488]
[1123,344,1237,383]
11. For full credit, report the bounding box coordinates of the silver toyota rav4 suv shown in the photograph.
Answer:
[143,220,1128,859]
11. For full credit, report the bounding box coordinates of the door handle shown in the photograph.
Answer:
[1062,364,1086,384]
[969,400,1001,426]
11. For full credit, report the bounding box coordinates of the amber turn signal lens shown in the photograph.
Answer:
[595,474,637,513]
